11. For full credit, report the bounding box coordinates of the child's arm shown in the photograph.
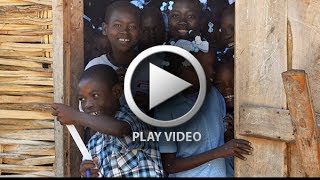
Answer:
[161,139,252,174]
[51,103,131,137]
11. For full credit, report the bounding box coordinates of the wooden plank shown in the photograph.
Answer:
[0,4,50,14]
[282,70,320,177]
[0,110,52,119]
[0,0,33,6]
[52,0,67,176]
[4,144,54,156]
[239,106,294,142]
[0,119,53,128]
[3,155,55,166]
[67,0,84,177]
[0,138,54,146]
[0,129,54,141]
[235,0,288,177]
[288,0,320,113]
[288,144,306,177]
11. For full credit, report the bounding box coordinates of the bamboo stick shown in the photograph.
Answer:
[0,153,32,159]
[0,17,52,26]
[0,145,2,175]
[0,129,54,141]
[0,164,53,172]
[0,24,47,30]
[0,78,53,86]
[3,155,55,166]
[0,138,54,146]
[0,124,54,130]
[0,42,52,51]
[0,103,53,112]
[7,56,52,64]
[0,76,53,82]
[21,0,52,6]
[0,58,46,67]
[4,144,54,156]
[0,35,42,43]
[0,30,52,36]
[0,70,51,77]
[0,109,52,119]
[0,1,34,6]
[0,119,53,127]
[0,85,53,92]
[0,95,52,103]
[0,5,50,14]
[0,49,47,57]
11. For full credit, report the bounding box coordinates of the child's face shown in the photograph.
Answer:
[79,78,118,116]
[168,0,201,39]
[103,7,140,52]
[140,15,165,50]
[220,10,234,48]
[213,64,234,109]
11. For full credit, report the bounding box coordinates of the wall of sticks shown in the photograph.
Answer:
[0,0,54,177]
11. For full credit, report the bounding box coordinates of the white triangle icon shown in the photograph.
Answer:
[149,63,192,110]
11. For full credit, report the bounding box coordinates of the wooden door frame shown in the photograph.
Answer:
[52,0,84,177]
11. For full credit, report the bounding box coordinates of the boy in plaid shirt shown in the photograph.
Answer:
[52,65,163,177]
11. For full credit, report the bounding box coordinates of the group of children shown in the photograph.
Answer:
[51,0,252,177]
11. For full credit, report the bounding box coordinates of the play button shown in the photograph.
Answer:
[149,63,192,110]
[124,45,207,127]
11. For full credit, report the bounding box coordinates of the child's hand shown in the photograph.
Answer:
[216,139,253,160]
[51,103,79,125]
[80,157,99,177]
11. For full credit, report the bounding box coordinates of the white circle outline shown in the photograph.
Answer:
[124,45,207,127]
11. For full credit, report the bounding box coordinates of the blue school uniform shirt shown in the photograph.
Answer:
[155,86,227,177]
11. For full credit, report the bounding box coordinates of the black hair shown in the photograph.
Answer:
[104,0,141,23]
[141,5,164,25]
[80,64,119,90]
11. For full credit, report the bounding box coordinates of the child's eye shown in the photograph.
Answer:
[171,14,179,18]
[129,25,137,30]
[114,24,121,28]
[92,94,99,98]
[188,15,195,19]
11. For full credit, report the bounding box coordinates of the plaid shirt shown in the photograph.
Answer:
[87,105,164,177]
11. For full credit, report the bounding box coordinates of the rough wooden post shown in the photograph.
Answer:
[282,70,320,177]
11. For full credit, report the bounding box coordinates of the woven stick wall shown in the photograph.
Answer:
[0,0,54,177]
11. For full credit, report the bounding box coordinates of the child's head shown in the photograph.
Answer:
[213,60,234,110]
[167,0,203,40]
[220,5,235,48]
[102,1,141,53]
[140,5,166,51]
[164,51,216,93]
[79,65,122,116]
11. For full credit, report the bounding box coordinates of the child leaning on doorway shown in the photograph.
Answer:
[52,64,164,177]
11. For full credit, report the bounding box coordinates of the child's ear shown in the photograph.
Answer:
[112,83,123,99]
[102,22,108,36]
